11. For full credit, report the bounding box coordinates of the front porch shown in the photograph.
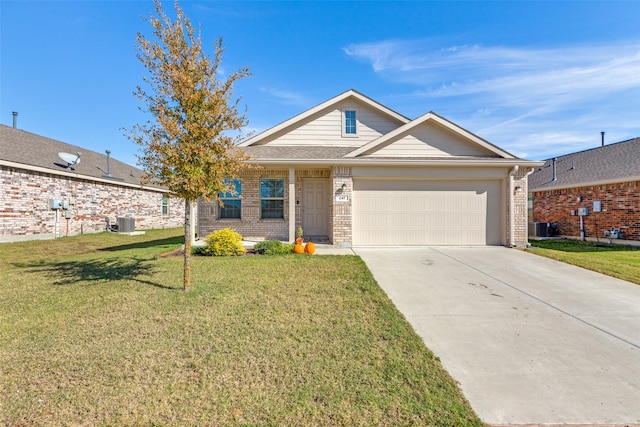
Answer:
[197,166,353,246]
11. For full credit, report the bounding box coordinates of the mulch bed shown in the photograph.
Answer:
[160,246,259,258]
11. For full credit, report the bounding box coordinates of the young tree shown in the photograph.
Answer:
[127,0,251,291]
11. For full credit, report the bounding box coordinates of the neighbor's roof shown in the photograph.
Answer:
[0,124,161,190]
[528,137,640,191]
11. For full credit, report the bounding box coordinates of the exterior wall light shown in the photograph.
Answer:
[341,183,347,191]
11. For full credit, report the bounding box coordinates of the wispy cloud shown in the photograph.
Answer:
[344,40,640,159]
[344,40,640,97]
[259,87,311,107]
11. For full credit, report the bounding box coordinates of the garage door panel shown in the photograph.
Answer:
[353,179,501,246]
[357,228,487,246]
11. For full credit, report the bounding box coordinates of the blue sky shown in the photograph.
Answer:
[2,1,639,167]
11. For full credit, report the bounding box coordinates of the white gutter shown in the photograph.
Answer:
[245,158,545,168]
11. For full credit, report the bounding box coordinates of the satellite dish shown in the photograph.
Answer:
[58,152,81,167]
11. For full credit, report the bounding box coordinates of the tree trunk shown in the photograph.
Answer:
[183,198,192,292]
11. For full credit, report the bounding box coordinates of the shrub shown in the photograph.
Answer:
[253,239,294,255]
[191,246,206,256]
[203,228,246,256]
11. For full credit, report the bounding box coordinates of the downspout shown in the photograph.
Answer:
[508,165,519,247]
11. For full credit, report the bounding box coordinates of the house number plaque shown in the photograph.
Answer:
[335,194,349,202]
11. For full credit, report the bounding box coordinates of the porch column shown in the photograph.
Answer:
[288,167,296,243]
[190,201,197,244]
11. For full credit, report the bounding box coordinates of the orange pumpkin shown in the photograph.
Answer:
[304,242,316,255]
[293,243,305,254]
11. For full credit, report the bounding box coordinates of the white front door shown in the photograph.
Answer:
[302,179,329,237]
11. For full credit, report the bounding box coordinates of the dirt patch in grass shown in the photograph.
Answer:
[160,246,184,257]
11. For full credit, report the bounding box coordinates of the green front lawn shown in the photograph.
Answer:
[0,229,482,426]
[527,239,640,285]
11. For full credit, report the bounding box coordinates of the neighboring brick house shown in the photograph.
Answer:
[199,89,543,247]
[0,124,184,242]
[529,137,640,241]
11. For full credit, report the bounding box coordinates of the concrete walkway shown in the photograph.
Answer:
[355,246,640,426]
[302,243,356,255]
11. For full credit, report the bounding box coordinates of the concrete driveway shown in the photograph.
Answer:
[355,246,640,426]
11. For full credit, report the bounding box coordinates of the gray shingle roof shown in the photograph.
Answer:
[243,145,356,160]
[528,137,640,191]
[243,144,522,164]
[0,124,153,188]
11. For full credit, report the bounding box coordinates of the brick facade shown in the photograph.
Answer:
[331,167,352,247]
[512,170,530,247]
[0,165,184,242]
[532,180,640,241]
[199,166,526,247]
[198,168,334,242]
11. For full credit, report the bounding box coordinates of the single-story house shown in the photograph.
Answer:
[199,89,543,247]
[528,137,640,241]
[0,123,184,242]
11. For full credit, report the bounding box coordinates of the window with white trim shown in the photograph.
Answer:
[342,109,358,137]
[219,179,242,219]
[162,195,169,216]
[340,108,358,138]
[260,178,284,219]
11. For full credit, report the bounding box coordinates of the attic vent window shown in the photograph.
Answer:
[343,109,358,137]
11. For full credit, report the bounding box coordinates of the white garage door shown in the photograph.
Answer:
[352,179,502,246]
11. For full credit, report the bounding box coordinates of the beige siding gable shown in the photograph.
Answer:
[346,111,514,159]
[249,100,404,148]
[362,121,500,158]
